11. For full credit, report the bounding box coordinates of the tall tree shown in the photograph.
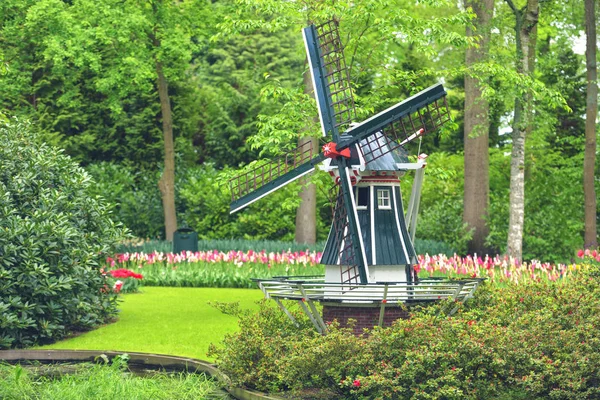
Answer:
[505,0,539,260]
[295,69,318,244]
[222,0,474,244]
[20,0,212,241]
[463,0,495,256]
[584,0,597,249]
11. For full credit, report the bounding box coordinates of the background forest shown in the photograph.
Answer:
[0,0,596,263]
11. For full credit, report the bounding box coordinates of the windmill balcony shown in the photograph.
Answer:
[254,276,485,335]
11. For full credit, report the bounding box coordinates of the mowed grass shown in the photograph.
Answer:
[37,287,264,361]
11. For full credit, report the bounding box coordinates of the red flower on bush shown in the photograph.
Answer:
[113,280,123,293]
[353,379,361,388]
[109,268,143,280]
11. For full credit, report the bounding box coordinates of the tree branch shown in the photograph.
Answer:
[348,15,371,76]
[504,0,518,14]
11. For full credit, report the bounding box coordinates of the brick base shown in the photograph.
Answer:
[322,304,409,335]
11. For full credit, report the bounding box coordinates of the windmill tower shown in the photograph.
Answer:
[229,21,482,334]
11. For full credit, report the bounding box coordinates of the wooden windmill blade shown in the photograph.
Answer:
[337,83,451,166]
[321,185,362,286]
[303,21,356,139]
[229,143,327,214]
[231,21,356,215]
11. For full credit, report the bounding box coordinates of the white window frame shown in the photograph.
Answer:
[354,187,369,210]
[377,189,391,210]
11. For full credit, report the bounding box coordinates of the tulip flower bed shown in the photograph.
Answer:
[416,253,576,284]
[105,268,144,293]
[105,250,323,288]
[104,249,586,289]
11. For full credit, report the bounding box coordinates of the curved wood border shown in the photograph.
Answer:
[0,350,281,400]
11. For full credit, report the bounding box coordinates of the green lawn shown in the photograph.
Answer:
[37,287,264,361]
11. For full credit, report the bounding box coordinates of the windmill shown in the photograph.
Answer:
[230,20,450,286]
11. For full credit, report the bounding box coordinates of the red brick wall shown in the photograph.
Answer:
[322,304,409,335]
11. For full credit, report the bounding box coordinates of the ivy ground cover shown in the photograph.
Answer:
[37,287,263,361]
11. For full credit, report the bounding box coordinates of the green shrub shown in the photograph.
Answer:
[413,238,457,256]
[416,198,473,255]
[178,164,332,241]
[211,270,600,399]
[86,162,164,240]
[0,120,126,348]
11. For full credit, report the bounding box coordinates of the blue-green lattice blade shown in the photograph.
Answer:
[229,151,326,214]
[303,22,356,140]
[337,84,449,163]
[303,24,338,138]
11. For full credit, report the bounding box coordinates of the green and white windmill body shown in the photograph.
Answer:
[229,20,451,285]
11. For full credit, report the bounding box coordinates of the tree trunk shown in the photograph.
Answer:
[156,61,178,241]
[463,0,494,256]
[506,0,538,261]
[584,0,598,249]
[295,65,318,244]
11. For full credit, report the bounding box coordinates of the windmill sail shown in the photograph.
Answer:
[303,21,356,138]
[321,186,362,286]
[229,143,326,214]
[338,83,450,166]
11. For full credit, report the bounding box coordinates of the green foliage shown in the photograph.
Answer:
[211,273,600,399]
[179,164,332,241]
[0,361,218,399]
[86,163,164,240]
[417,198,474,255]
[117,238,326,254]
[486,148,584,262]
[403,152,473,255]
[414,239,457,257]
[207,300,318,393]
[0,120,126,349]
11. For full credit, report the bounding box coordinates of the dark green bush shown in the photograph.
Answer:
[416,198,473,255]
[0,120,126,348]
[86,162,164,240]
[413,238,457,256]
[210,268,600,399]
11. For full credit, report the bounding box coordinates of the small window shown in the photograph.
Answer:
[355,187,369,210]
[377,189,391,210]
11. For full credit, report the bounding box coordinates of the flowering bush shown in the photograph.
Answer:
[210,263,600,399]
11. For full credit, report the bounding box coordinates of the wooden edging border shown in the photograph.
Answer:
[0,349,282,400]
